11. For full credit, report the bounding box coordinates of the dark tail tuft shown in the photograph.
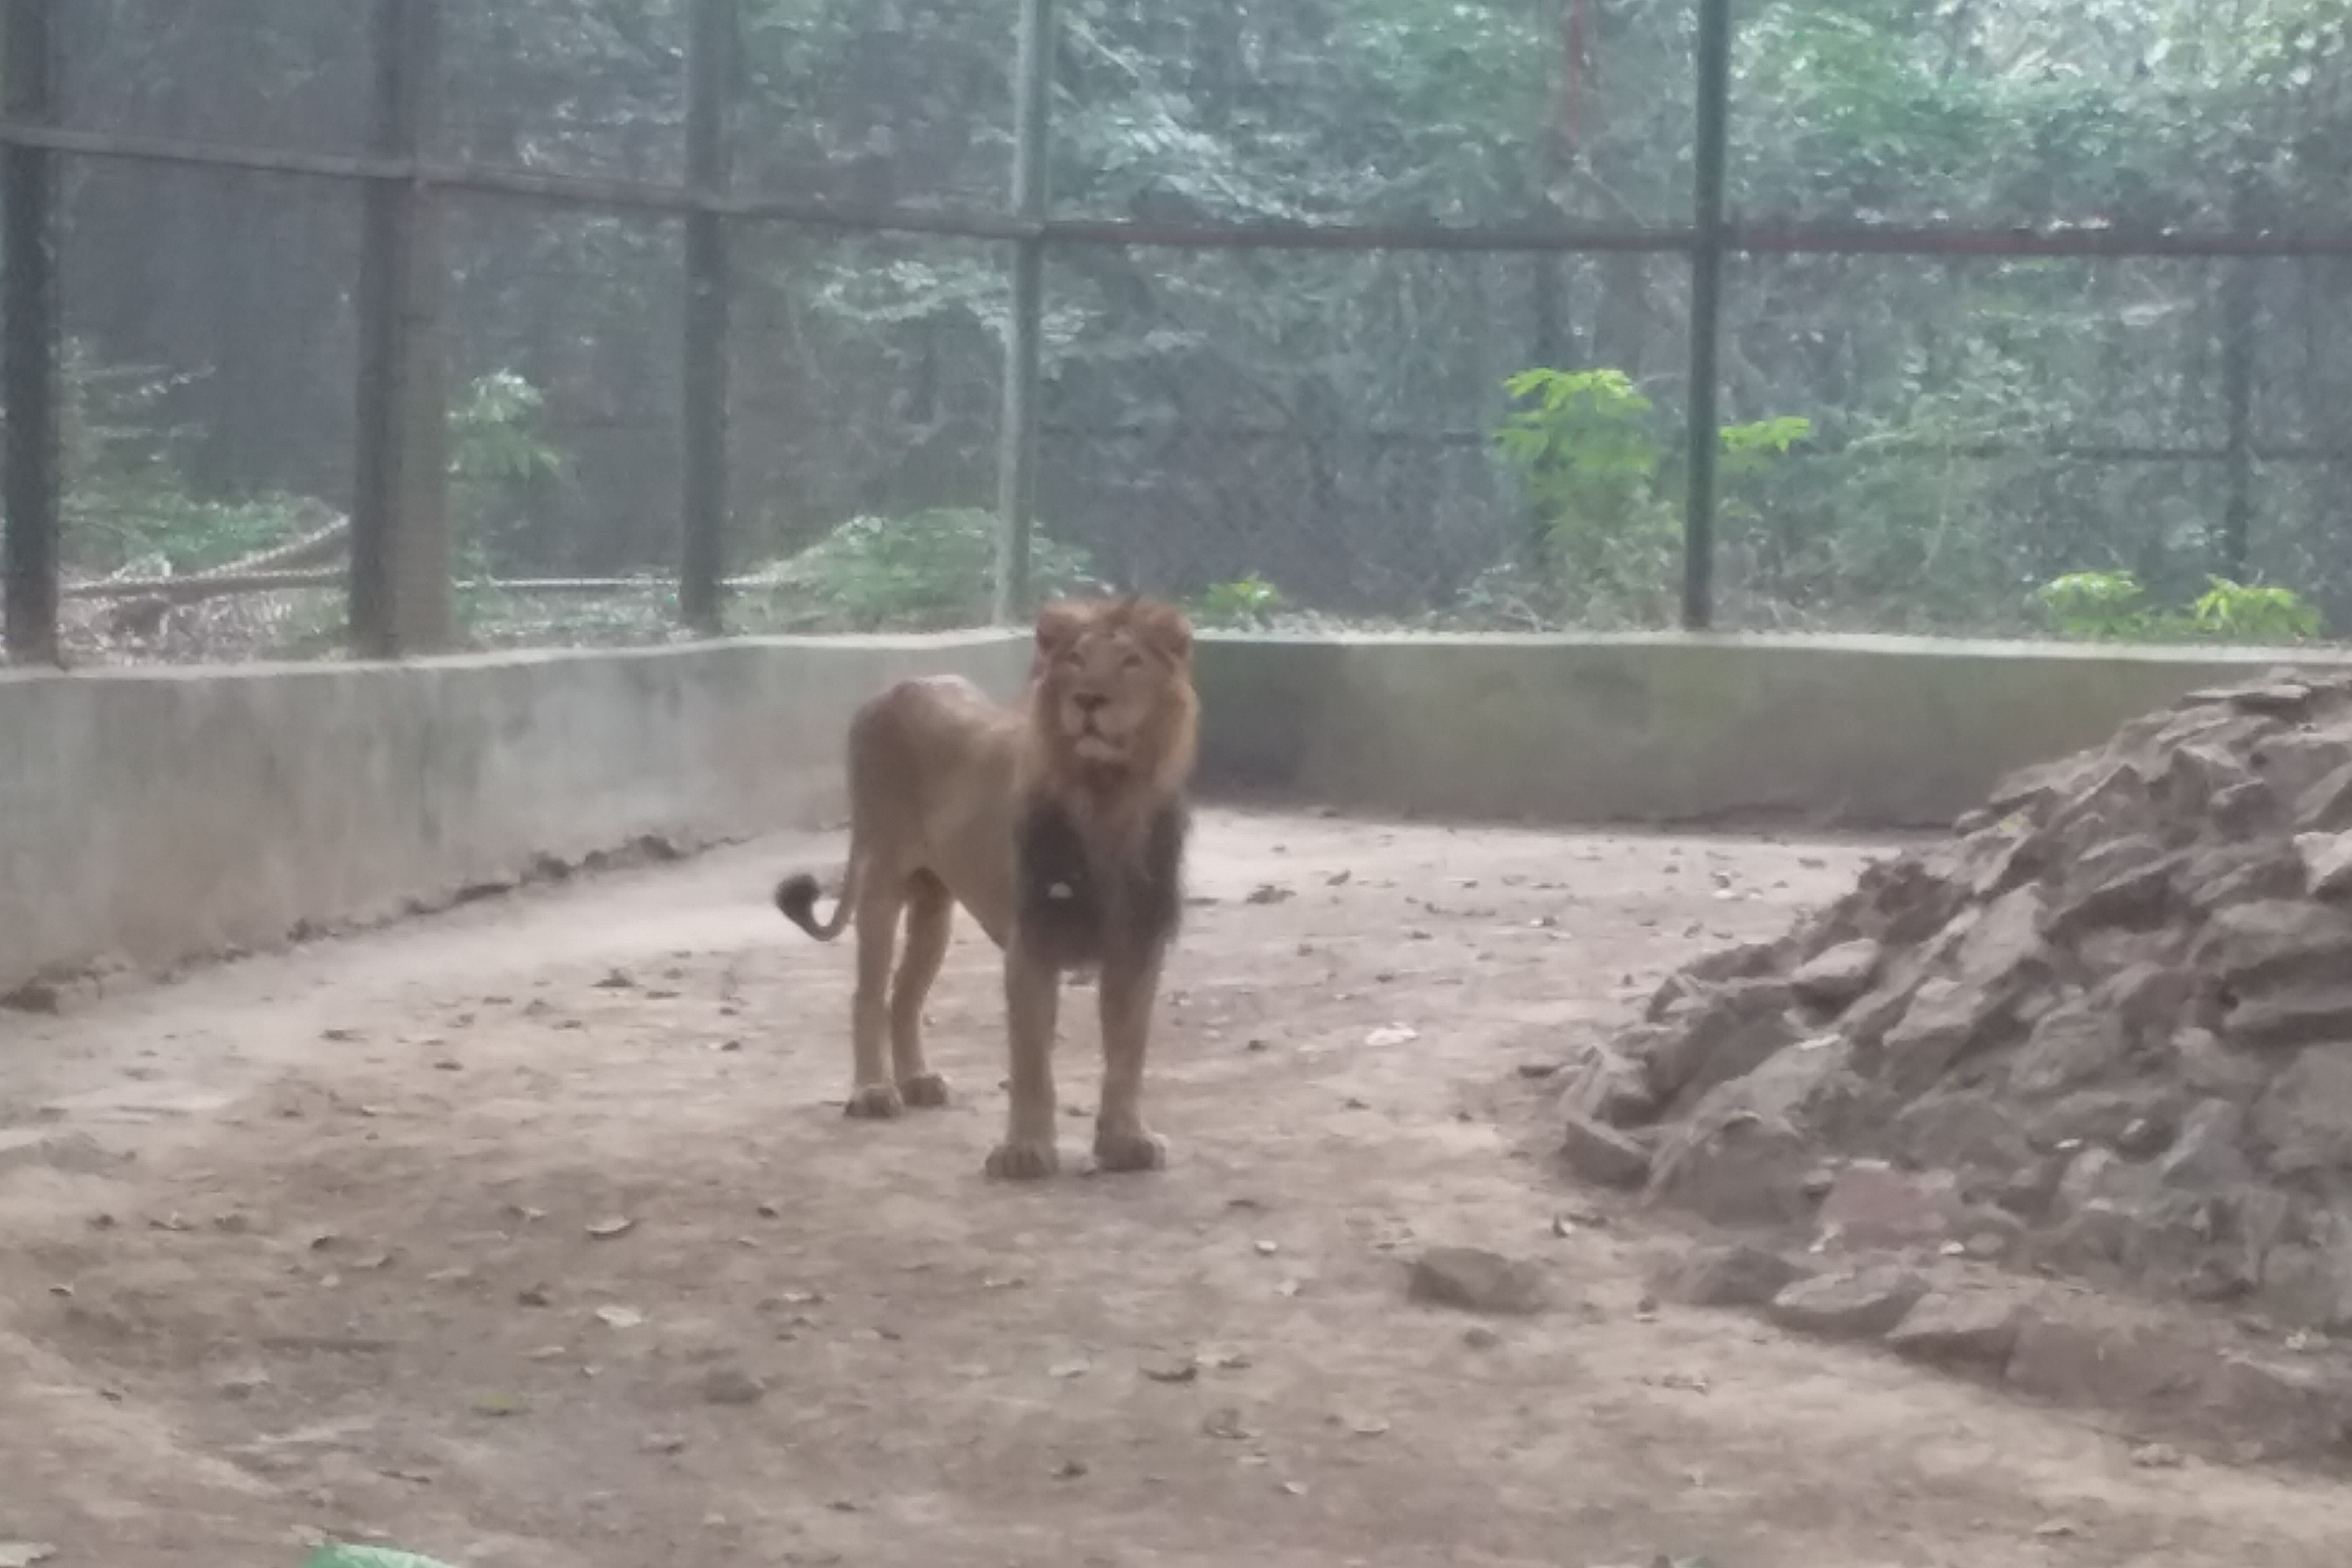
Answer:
[776,854,858,941]
[775,872,823,930]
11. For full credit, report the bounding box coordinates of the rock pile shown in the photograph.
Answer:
[1564,670,2352,1331]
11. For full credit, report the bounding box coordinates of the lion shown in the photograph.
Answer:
[773,595,1200,1180]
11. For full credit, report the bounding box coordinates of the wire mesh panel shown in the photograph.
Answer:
[1050,0,1691,230]
[2247,256,2352,631]
[2255,454,2352,635]
[443,2,688,184]
[734,0,1019,214]
[55,163,360,663]
[725,227,1010,633]
[1726,4,2333,235]
[1035,246,1689,628]
[15,0,2352,664]
[1714,249,2348,638]
[60,1,370,154]
[439,194,687,647]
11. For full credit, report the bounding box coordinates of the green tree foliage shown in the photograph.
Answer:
[1492,367,1808,625]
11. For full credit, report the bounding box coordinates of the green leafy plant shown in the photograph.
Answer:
[1720,416,1815,478]
[2036,569,2323,643]
[2034,569,2156,640]
[1190,573,1287,628]
[750,507,1098,632]
[449,369,567,575]
[2190,576,2323,642]
[1493,367,1809,626]
[1492,368,1680,624]
[451,370,567,490]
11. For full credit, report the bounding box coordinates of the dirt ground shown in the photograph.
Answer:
[3,809,2350,1568]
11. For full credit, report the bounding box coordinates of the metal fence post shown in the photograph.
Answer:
[2,0,61,665]
[681,0,737,635]
[2218,172,2257,581]
[993,0,1055,624]
[1682,0,1732,632]
[351,0,451,658]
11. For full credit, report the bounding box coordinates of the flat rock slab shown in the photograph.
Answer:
[1766,1267,1926,1341]
[0,1128,116,1176]
[2002,1314,2186,1410]
[2296,830,2352,899]
[1656,1243,1803,1308]
[1815,1161,1958,1250]
[1790,939,1881,1009]
[1886,1292,2028,1368]
[1406,1247,1548,1316]
[1559,1116,1651,1190]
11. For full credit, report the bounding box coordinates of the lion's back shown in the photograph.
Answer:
[844,675,1022,847]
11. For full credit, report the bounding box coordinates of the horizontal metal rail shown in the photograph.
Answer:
[60,571,776,602]
[1729,221,2352,260]
[15,119,2352,260]
[2,120,1029,236]
[1040,423,2352,463]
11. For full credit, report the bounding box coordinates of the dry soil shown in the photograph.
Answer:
[1,810,2347,1567]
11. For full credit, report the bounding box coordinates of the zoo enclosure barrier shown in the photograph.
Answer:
[5,0,2350,664]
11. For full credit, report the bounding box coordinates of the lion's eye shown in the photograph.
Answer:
[1122,652,1143,671]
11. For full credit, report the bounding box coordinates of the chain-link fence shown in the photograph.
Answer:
[7,1,2352,665]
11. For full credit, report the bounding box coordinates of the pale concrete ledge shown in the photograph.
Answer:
[1192,630,2352,829]
[0,633,1028,995]
[8,629,2346,998]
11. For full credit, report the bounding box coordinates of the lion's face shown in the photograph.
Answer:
[1031,598,1196,770]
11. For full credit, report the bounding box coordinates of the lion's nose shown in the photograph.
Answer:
[1073,691,1108,714]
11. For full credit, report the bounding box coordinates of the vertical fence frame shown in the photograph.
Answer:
[2,0,61,665]
[350,0,451,659]
[1682,0,1733,632]
[2218,174,2258,581]
[680,0,738,635]
[993,0,1056,625]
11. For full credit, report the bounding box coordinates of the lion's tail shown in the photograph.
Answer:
[774,841,863,942]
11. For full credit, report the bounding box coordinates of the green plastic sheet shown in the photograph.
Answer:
[300,1547,463,1568]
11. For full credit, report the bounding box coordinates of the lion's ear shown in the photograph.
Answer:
[1034,601,1085,656]
[1133,602,1194,662]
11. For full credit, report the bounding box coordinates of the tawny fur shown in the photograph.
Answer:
[774,596,1200,1179]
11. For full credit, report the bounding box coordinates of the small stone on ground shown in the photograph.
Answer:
[1406,1246,1548,1316]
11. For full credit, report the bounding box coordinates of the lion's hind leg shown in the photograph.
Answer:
[889,871,953,1108]
[844,874,909,1119]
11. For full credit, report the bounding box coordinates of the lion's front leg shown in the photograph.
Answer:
[985,942,1062,1180]
[1093,946,1168,1174]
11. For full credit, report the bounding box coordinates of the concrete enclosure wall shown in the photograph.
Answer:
[9,628,2352,996]
[1192,631,2352,829]
[0,634,1030,995]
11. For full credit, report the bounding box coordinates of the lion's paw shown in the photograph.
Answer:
[984,1138,1060,1181]
[844,1083,905,1120]
[1093,1127,1168,1174]
[899,1071,950,1109]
